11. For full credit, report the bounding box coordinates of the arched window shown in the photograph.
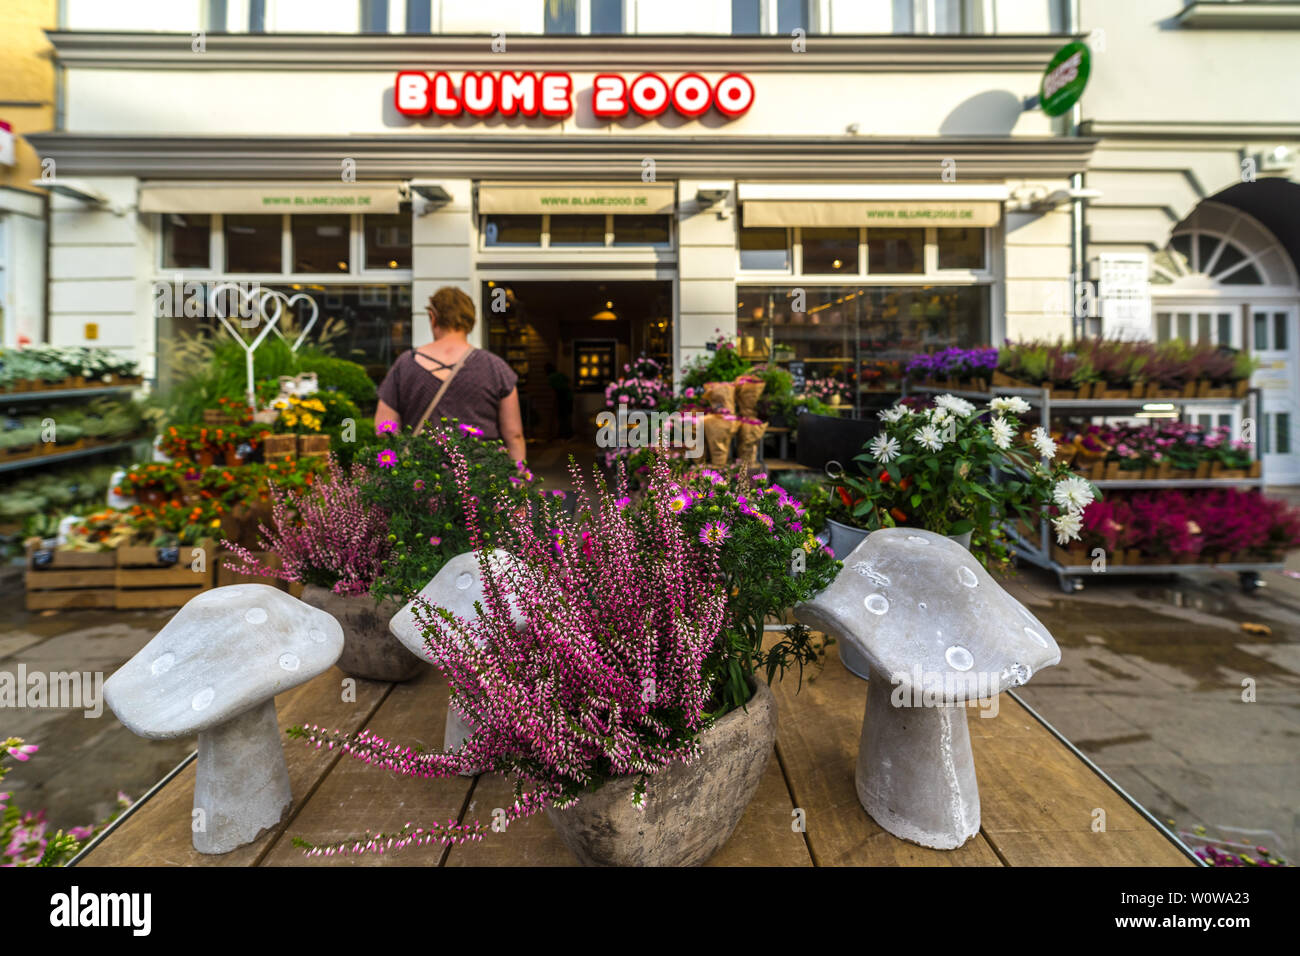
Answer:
[1151,202,1297,289]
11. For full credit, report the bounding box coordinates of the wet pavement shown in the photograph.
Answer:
[2,505,1298,863]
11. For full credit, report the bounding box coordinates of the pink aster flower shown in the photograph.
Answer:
[699,521,730,546]
[668,493,692,514]
[458,423,484,437]
[377,419,399,435]
[614,496,631,509]
[376,449,398,468]
[429,535,442,546]
[413,479,425,491]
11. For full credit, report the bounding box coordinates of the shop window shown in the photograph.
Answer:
[867,229,924,274]
[612,215,670,245]
[802,228,858,274]
[484,215,542,246]
[545,0,578,33]
[162,214,211,270]
[739,228,790,271]
[223,215,281,273]
[291,215,350,273]
[591,0,624,33]
[936,228,986,270]
[363,214,412,270]
[360,0,389,33]
[549,215,606,245]
[406,0,432,32]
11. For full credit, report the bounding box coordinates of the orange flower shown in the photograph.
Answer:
[890,507,908,523]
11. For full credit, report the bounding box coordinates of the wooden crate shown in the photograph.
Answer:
[25,546,117,611]
[115,540,215,609]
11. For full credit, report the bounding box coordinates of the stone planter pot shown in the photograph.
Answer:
[300,585,423,682]
[837,529,971,679]
[544,679,777,866]
[826,518,868,560]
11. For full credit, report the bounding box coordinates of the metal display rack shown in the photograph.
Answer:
[910,383,1281,594]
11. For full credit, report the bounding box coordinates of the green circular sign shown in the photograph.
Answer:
[1040,41,1090,117]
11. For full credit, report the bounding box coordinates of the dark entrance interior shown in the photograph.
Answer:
[481,279,672,482]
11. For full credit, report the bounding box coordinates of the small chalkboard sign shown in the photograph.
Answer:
[788,360,807,393]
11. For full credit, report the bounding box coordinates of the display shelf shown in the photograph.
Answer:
[906,381,1274,593]
[0,384,141,404]
[0,439,144,474]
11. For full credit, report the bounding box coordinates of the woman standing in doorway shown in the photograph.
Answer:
[375,286,526,464]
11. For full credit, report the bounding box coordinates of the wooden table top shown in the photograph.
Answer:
[80,645,1196,868]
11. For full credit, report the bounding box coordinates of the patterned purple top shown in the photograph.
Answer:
[377,348,518,438]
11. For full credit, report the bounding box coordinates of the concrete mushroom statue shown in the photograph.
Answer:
[389,550,525,760]
[103,584,344,854]
[794,527,1060,850]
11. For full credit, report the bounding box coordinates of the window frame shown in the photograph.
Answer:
[543,0,631,35]
[731,0,818,35]
[478,213,674,252]
[736,225,992,282]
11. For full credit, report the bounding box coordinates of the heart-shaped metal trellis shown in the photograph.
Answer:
[260,289,320,352]
[207,282,285,412]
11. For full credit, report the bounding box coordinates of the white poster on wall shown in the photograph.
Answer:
[0,120,14,167]
[1098,253,1152,339]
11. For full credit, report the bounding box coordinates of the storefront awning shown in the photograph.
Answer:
[738,182,1006,228]
[138,182,404,214]
[478,182,675,215]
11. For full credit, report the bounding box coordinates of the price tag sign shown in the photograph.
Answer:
[788,361,807,394]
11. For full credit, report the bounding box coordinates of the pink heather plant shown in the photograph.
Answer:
[223,457,390,595]
[287,446,728,857]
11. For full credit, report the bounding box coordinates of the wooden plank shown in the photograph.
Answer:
[115,566,212,588]
[970,697,1194,867]
[26,568,116,589]
[115,587,210,609]
[259,667,472,867]
[26,548,116,569]
[80,666,391,867]
[770,650,1003,866]
[26,589,117,611]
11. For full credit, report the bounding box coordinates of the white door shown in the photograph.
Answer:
[1251,306,1300,485]
[1154,304,1244,443]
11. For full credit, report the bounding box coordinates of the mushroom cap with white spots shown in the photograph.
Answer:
[103,584,344,739]
[389,550,526,662]
[794,528,1059,703]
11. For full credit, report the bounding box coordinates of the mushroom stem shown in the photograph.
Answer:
[192,699,292,855]
[856,675,980,851]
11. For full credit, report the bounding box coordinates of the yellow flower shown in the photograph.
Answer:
[209,519,221,527]
[302,398,325,412]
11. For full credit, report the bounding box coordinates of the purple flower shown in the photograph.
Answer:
[614,496,631,509]
[376,449,398,468]
[413,479,425,491]
[429,535,442,546]
[458,423,484,437]
[668,493,692,514]
[699,521,730,546]
[377,419,399,435]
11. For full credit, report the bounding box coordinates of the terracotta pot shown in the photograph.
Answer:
[223,446,245,467]
[196,450,217,468]
[544,679,776,867]
[139,488,165,507]
[300,585,423,682]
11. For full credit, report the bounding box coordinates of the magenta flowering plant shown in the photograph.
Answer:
[287,450,728,856]
[670,464,841,711]
[223,456,389,595]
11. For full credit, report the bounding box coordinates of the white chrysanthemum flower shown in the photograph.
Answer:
[1031,426,1057,461]
[869,433,901,464]
[989,416,1015,450]
[877,405,907,423]
[990,396,1032,415]
[913,424,945,453]
[935,393,976,417]
[926,406,952,426]
[1052,510,1083,545]
[1052,475,1095,513]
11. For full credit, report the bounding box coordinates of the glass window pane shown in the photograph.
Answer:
[363,214,411,270]
[777,0,809,33]
[936,228,985,270]
[612,215,670,245]
[405,0,431,32]
[360,0,388,32]
[732,0,761,33]
[1195,414,1211,429]
[248,0,266,32]
[739,228,789,270]
[1196,234,1219,274]
[1219,262,1262,285]
[892,0,914,32]
[207,0,227,31]
[549,215,606,245]
[291,214,350,273]
[1197,313,1211,343]
[1253,311,1268,349]
[544,0,578,33]
[1262,413,1272,455]
[1170,234,1193,270]
[1176,312,1191,341]
[1278,413,1292,456]
[1211,241,1245,277]
[867,228,924,274]
[591,0,624,33]
[484,215,541,246]
[224,214,281,273]
[803,228,858,274]
[1217,312,1232,345]
[1155,312,1171,343]
[1274,312,1288,351]
[161,213,210,269]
